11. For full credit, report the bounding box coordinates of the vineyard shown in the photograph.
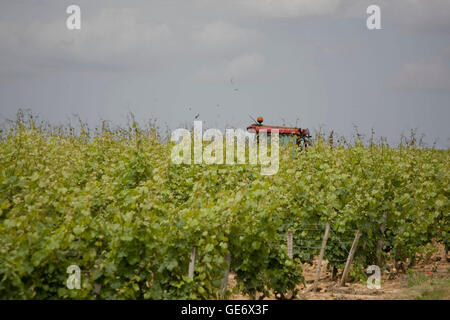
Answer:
[0,113,449,299]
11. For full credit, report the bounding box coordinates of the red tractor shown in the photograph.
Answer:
[247,116,312,148]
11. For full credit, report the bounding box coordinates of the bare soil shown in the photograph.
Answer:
[230,244,449,300]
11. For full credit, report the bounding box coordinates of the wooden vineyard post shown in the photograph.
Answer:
[188,247,196,278]
[312,222,330,291]
[220,253,232,298]
[340,229,361,286]
[287,229,293,259]
[283,229,298,299]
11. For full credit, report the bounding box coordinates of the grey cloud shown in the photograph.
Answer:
[389,48,450,92]
[341,0,450,33]
[0,0,449,148]
[387,0,450,33]
[232,0,342,18]
[0,8,174,75]
[193,21,262,53]
[194,53,265,81]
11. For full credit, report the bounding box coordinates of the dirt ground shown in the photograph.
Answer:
[230,244,449,300]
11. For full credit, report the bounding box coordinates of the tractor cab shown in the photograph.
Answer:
[247,117,312,148]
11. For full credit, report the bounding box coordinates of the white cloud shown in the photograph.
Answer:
[0,8,174,74]
[1,0,450,78]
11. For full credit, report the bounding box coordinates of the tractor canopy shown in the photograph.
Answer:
[247,117,311,147]
[246,124,309,136]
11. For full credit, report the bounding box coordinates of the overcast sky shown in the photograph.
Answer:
[0,0,449,147]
